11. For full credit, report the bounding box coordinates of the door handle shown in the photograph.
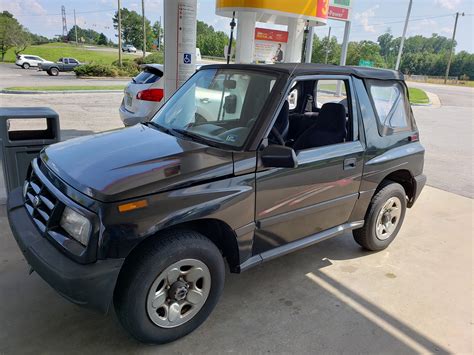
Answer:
[200,98,210,104]
[343,158,357,170]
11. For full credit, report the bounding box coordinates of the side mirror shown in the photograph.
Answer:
[224,94,237,114]
[261,145,298,168]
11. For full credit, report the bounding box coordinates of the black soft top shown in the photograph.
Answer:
[200,63,404,81]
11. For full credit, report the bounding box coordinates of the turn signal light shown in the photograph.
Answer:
[408,133,419,142]
[136,88,164,102]
[118,199,148,213]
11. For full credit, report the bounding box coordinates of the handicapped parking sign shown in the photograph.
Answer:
[183,53,192,64]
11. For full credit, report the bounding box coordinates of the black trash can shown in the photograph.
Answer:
[0,107,60,204]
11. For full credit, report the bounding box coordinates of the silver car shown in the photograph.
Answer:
[119,64,164,126]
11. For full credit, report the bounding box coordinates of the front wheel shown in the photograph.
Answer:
[22,63,30,69]
[353,181,407,251]
[114,230,225,344]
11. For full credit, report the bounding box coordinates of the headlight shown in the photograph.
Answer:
[60,207,91,246]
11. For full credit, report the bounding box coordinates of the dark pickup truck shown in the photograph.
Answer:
[8,63,426,344]
[39,57,81,76]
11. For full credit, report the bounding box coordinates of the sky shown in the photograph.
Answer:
[1,0,473,53]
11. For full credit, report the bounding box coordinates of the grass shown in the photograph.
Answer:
[5,85,126,91]
[408,87,430,104]
[2,43,137,65]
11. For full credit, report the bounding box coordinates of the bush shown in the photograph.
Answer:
[74,63,119,77]
[141,51,164,64]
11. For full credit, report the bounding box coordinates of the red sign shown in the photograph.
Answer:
[255,28,289,43]
[316,0,329,19]
[328,5,349,20]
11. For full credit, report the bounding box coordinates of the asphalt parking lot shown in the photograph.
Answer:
[0,71,472,353]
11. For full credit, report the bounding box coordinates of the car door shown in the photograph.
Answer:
[69,58,79,69]
[253,76,365,254]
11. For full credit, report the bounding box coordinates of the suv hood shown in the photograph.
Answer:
[41,124,234,202]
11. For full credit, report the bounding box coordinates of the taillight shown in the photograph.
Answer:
[136,88,164,102]
[408,133,419,142]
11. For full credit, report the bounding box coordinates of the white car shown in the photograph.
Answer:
[119,64,164,126]
[15,54,50,69]
[122,44,137,53]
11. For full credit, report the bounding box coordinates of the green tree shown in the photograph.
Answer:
[152,20,163,49]
[97,33,108,45]
[311,34,341,64]
[113,8,154,51]
[0,11,29,61]
[196,20,231,57]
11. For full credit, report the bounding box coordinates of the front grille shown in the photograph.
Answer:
[24,169,63,234]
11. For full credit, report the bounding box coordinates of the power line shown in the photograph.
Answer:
[14,9,116,17]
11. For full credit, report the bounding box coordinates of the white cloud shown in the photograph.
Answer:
[435,0,462,10]
[354,5,379,33]
[440,26,452,34]
[0,0,47,16]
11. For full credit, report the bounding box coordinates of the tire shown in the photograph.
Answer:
[22,63,30,69]
[353,181,407,251]
[46,70,53,76]
[49,67,59,76]
[114,230,225,344]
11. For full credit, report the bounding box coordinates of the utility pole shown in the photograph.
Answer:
[61,5,68,42]
[142,0,146,58]
[158,16,162,50]
[444,12,464,84]
[117,0,122,66]
[336,21,351,96]
[324,26,332,64]
[395,0,412,71]
[73,9,78,45]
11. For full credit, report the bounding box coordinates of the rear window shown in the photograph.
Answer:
[367,80,411,134]
[134,69,162,84]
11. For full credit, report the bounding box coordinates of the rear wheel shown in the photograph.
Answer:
[114,230,225,344]
[353,181,406,251]
[22,63,30,69]
[49,67,59,76]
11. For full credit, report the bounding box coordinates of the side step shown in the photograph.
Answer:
[239,221,364,272]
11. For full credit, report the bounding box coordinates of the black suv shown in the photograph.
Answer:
[8,63,426,344]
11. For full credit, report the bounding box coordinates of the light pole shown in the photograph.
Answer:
[444,12,464,84]
[324,26,332,64]
[395,0,413,71]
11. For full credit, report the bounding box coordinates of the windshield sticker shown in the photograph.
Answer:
[225,135,237,143]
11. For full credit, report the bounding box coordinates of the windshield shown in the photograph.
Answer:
[151,68,278,148]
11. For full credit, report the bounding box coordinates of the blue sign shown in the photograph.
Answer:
[183,53,192,64]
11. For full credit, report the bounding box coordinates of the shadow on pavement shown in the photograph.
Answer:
[0,217,449,353]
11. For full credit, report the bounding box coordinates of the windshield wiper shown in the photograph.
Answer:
[171,128,219,147]
[142,121,172,134]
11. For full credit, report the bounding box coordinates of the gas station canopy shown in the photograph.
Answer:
[216,0,329,26]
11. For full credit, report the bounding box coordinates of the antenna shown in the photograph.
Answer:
[61,5,68,42]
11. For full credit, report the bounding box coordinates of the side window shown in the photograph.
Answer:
[368,80,410,133]
[314,79,348,112]
[69,59,78,64]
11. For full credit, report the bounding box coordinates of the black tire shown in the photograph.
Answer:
[46,70,53,76]
[353,181,407,251]
[114,230,225,344]
[22,63,30,69]
[49,67,59,76]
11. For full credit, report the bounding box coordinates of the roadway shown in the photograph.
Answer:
[407,81,473,198]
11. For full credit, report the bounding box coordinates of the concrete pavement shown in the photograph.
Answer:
[0,186,471,353]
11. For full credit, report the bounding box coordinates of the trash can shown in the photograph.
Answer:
[0,107,60,204]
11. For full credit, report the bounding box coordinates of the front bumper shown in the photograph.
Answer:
[7,187,124,314]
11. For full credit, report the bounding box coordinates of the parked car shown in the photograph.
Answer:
[122,44,137,53]
[15,54,51,69]
[38,57,82,76]
[8,63,426,344]
[119,64,164,126]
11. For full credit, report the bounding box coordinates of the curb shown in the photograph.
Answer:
[0,89,124,94]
